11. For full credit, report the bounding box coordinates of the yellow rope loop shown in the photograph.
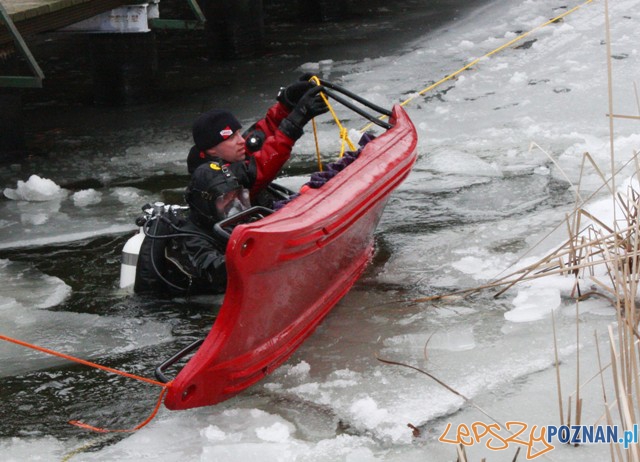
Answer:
[308,75,357,161]
[324,98,356,152]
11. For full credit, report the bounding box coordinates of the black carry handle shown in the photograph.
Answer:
[155,338,204,383]
[317,79,393,130]
[318,79,392,116]
[266,182,296,201]
[213,206,274,243]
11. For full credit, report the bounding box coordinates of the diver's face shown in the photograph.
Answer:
[206,130,246,163]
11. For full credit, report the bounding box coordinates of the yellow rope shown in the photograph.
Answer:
[311,118,323,171]
[360,0,596,132]
[309,75,357,165]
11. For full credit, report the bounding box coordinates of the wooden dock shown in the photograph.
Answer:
[1,0,129,44]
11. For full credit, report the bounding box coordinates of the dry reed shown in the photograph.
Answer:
[383,2,640,460]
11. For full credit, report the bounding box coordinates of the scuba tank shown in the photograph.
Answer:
[119,228,146,289]
[119,202,188,292]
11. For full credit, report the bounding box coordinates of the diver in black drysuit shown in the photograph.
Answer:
[134,159,254,295]
[133,82,329,295]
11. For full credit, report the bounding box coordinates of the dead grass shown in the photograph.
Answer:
[383,1,640,460]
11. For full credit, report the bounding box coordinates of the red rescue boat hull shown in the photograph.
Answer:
[164,105,418,410]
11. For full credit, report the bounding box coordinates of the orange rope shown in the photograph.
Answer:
[69,387,169,433]
[0,334,167,387]
[0,333,171,433]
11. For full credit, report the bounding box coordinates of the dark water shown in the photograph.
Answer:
[0,0,494,442]
[0,234,219,439]
[10,0,493,156]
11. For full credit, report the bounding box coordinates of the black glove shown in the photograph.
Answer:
[277,81,315,109]
[279,86,329,140]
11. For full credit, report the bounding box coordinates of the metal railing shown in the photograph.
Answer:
[0,1,44,88]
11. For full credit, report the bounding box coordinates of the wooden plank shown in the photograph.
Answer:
[4,0,90,20]
[0,0,131,44]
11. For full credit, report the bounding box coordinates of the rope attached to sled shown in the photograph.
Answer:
[69,387,169,433]
[0,334,170,433]
[303,0,597,160]
[308,75,358,171]
[360,0,596,132]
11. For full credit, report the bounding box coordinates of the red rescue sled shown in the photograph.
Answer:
[163,104,417,410]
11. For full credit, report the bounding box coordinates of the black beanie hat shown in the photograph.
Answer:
[192,110,242,151]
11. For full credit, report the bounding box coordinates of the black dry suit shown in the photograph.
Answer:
[134,160,250,295]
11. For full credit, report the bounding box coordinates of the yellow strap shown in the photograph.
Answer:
[308,75,357,166]
[360,0,596,132]
[339,127,354,158]
[311,118,323,171]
